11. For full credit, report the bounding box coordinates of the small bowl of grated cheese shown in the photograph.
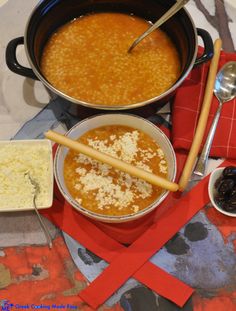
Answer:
[0,139,53,211]
[54,114,177,223]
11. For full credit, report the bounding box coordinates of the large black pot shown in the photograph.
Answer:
[5,0,213,116]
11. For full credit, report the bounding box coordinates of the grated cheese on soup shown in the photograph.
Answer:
[0,142,52,209]
[64,125,168,216]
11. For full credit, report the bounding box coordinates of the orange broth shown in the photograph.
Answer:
[41,12,180,106]
[63,125,168,216]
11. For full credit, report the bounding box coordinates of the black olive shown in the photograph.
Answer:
[229,186,236,198]
[214,176,223,189]
[215,194,225,203]
[215,197,224,208]
[212,166,236,213]
[228,193,236,205]
[217,178,235,196]
[222,166,236,179]
[221,201,236,212]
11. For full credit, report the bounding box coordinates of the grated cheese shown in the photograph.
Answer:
[159,159,168,174]
[0,142,52,209]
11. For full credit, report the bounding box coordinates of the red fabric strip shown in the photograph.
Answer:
[78,160,234,309]
[42,190,193,307]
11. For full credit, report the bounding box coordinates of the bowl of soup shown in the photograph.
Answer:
[54,114,177,223]
[6,0,213,113]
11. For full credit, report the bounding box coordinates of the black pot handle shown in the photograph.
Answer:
[194,28,214,66]
[5,37,39,80]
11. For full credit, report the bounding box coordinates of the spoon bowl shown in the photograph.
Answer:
[194,61,236,177]
[214,61,236,102]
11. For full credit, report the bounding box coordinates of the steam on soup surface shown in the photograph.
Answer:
[63,125,168,216]
[41,13,180,106]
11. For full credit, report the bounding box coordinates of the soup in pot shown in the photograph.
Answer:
[63,125,168,216]
[41,12,181,106]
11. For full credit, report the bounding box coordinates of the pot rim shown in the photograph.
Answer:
[24,0,198,110]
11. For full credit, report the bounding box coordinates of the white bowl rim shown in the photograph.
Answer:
[54,113,177,222]
[208,167,236,217]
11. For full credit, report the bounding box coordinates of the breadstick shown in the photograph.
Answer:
[45,130,179,192]
[178,38,222,191]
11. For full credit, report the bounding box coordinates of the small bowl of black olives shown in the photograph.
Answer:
[208,166,236,217]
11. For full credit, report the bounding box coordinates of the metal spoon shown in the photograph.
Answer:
[128,0,190,53]
[194,61,236,177]
[25,172,53,249]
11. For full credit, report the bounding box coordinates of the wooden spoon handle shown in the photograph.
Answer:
[178,38,222,191]
[45,130,179,192]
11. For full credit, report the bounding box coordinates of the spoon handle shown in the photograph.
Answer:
[194,101,223,177]
[128,0,190,53]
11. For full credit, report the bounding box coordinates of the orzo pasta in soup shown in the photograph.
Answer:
[41,12,180,106]
[63,125,168,216]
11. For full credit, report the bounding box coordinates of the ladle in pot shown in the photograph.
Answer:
[128,0,190,53]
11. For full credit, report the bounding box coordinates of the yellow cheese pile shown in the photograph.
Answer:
[0,142,52,209]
